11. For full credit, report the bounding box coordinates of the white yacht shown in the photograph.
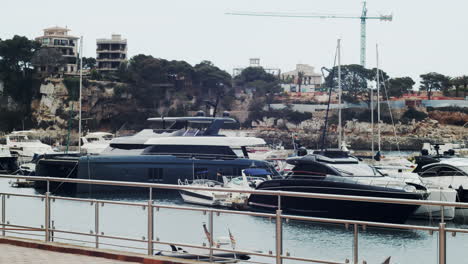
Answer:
[415,156,468,217]
[81,132,114,155]
[2,131,54,161]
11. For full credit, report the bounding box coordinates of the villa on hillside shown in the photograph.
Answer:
[35,26,79,74]
[280,64,322,93]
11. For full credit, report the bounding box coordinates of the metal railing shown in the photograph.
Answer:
[0,174,467,264]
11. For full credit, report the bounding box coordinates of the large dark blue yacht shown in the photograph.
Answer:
[35,116,279,193]
[248,151,428,223]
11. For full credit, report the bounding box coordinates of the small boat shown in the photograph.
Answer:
[178,168,272,208]
[248,151,429,223]
[155,225,250,263]
[155,247,250,263]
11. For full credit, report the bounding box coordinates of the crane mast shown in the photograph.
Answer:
[226,0,392,67]
[360,1,368,67]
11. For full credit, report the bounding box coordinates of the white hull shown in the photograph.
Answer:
[412,187,457,220]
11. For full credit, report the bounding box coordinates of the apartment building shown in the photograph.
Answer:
[96,34,127,72]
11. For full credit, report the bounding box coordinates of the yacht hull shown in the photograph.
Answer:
[248,179,425,223]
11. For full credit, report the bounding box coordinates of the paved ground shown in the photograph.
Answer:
[0,244,140,264]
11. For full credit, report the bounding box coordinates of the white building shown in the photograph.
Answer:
[35,27,79,74]
[281,64,322,93]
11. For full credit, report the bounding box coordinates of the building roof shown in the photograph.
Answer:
[97,34,127,44]
[44,26,71,32]
[281,64,322,77]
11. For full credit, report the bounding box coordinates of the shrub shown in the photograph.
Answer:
[402,108,428,123]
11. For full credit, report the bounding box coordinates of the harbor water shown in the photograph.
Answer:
[2,178,468,264]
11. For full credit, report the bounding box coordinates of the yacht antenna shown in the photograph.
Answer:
[376,44,381,153]
[78,36,83,153]
[370,86,374,154]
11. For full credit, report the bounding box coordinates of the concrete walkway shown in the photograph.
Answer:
[0,237,203,264]
[0,244,139,264]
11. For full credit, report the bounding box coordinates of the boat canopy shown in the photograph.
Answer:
[144,137,266,147]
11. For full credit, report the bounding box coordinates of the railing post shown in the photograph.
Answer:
[45,191,51,242]
[147,188,153,256]
[209,210,214,262]
[439,222,446,264]
[440,206,445,223]
[276,209,283,264]
[95,201,99,248]
[353,224,358,264]
[2,194,5,237]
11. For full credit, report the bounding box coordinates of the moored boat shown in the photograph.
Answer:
[248,152,428,223]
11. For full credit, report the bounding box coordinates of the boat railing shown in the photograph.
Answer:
[0,174,464,264]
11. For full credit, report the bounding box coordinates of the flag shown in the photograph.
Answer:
[228,228,236,249]
[203,223,217,247]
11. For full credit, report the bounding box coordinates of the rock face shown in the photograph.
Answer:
[30,78,134,143]
[251,116,467,151]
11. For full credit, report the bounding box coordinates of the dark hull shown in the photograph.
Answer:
[248,179,424,224]
[36,154,274,193]
[0,157,18,173]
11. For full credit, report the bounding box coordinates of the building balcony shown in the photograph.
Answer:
[96,58,126,62]
[97,67,119,71]
[96,49,127,53]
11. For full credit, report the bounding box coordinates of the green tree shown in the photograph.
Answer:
[193,60,231,97]
[31,47,65,74]
[0,36,41,106]
[451,75,468,98]
[234,67,276,85]
[387,77,415,98]
[324,64,374,103]
[420,72,451,100]
[234,67,280,96]
[0,35,41,73]
[81,57,97,70]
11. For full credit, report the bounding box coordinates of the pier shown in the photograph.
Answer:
[0,174,467,264]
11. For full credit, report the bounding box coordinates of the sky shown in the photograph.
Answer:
[2,0,467,84]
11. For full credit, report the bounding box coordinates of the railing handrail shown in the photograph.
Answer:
[1,174,467,208]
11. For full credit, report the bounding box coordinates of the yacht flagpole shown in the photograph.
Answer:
[78,36,83,153]
[376,44,381,153]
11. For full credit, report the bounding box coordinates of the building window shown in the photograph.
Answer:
[148,168,164,182]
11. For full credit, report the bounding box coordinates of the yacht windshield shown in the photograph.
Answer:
[329,163,382,177]
[459,166,468,174]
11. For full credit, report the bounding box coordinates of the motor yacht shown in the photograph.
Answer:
[1,131,54,161]
[414,155,468,216]
[248,151,428,223]
[80,132,114,155]
[35,117,279,193]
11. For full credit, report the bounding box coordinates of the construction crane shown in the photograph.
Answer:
[226,1,392,67]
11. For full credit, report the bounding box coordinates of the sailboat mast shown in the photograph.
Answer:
[337,39,342,149]
[78,36,83,153]
[376,44,381,152]
[371,83,374,154]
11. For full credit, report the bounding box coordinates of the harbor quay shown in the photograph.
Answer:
[0,174,467,264]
